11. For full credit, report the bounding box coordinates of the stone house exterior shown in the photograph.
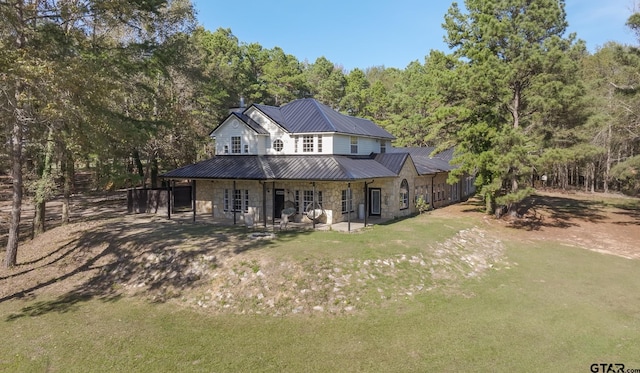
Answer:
[162,98,475,227]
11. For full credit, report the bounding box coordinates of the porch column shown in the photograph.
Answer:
[262,181,267,228]
[191,179,196,222]
[233,180,237,225]
[166,181,171,220]
[347,182,351,233]
[312,182,316,229]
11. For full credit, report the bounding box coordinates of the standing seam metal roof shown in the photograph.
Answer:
[162,155,399,181]
[254,98,395,139]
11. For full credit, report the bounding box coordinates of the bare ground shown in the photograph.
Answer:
[1,188,638,317]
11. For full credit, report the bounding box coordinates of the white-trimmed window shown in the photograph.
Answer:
[303,135,314,152]
[341,189,353,213]
[224,189,249,212]
[244,144,249,154]
[350,136,358,154]
[380,141,386,153]
[400,179,409,210]
[231,136,241,154]
[303,190,322,209]
[317,135,323,153]
[224,145,229,154]
[294,136,299,153]
[273,139,283,152]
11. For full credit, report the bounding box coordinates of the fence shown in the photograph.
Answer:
[127,185,192,214]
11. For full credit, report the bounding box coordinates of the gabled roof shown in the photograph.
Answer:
[373,153,411,175]
[209,112,269,136]
[162,155,398,181]
[253,98,395,139]
[387,146,457,174]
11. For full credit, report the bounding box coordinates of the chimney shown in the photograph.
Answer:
[228,96,247,114]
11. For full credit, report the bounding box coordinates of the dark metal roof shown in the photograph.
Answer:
[209,112,269,136]
[254,98,395,139]
[163,146,460,181]
[235,112,269,134]
[162,156,266,180]
[387,146,457,174]
[162,155,398,181]
[374,153,410,174]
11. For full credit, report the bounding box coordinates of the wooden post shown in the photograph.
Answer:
[262,181,267,228]
[347,182,351,233]
[191,179,196,222]
[167,182,171,220]
[312,182,316,229]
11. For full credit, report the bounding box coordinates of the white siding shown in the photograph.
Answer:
[332,134,385,155]
[212,117,263,155]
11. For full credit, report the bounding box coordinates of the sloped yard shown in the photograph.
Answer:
[1,189,639,372]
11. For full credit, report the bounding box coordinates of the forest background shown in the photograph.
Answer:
[2,0,640,267]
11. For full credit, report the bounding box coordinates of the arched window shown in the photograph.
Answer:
[273,139,283,152]
[400,179,409,210]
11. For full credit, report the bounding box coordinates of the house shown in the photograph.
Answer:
[161,98,475,227]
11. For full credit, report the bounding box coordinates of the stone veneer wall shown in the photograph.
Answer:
[192,168,471,226]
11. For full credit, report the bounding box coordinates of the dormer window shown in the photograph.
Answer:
[350,136,358,154]
[273,139,283,152]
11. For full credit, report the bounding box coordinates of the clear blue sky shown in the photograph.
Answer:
[192,0,638,71]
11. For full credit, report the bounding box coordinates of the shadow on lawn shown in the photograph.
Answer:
[3,216,311,320]
[609,201,640,226]
[510,194,607,231]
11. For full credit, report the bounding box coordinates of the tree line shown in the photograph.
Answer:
[2,0,640,267]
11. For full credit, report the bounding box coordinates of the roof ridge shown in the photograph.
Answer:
[257,156,274,179]
[333,155,354,179]
[311,99,338,132]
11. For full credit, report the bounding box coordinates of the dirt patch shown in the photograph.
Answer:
[434,190,640,260]
[1,188,637,317]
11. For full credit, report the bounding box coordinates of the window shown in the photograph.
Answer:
[273,139,283,152]
[400,179,409,210]
[341,189,353,213]
[303,190,322,210]
[224,145,229,154]
[294,136,299,153]
[244,144,249,154]
[303,135,314,152]
[224,189,249,212]
[294,190,300,213]
[317,135,323,153]
[380,141,386,153]
[350,136,358,154]
[303,190,313,209]
[231,136,241,154]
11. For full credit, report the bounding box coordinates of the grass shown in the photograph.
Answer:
[1,211,639,372]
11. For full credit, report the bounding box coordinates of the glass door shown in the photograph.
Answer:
[369,188,381,216]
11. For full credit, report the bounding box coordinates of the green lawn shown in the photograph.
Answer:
[1,213,639,372]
